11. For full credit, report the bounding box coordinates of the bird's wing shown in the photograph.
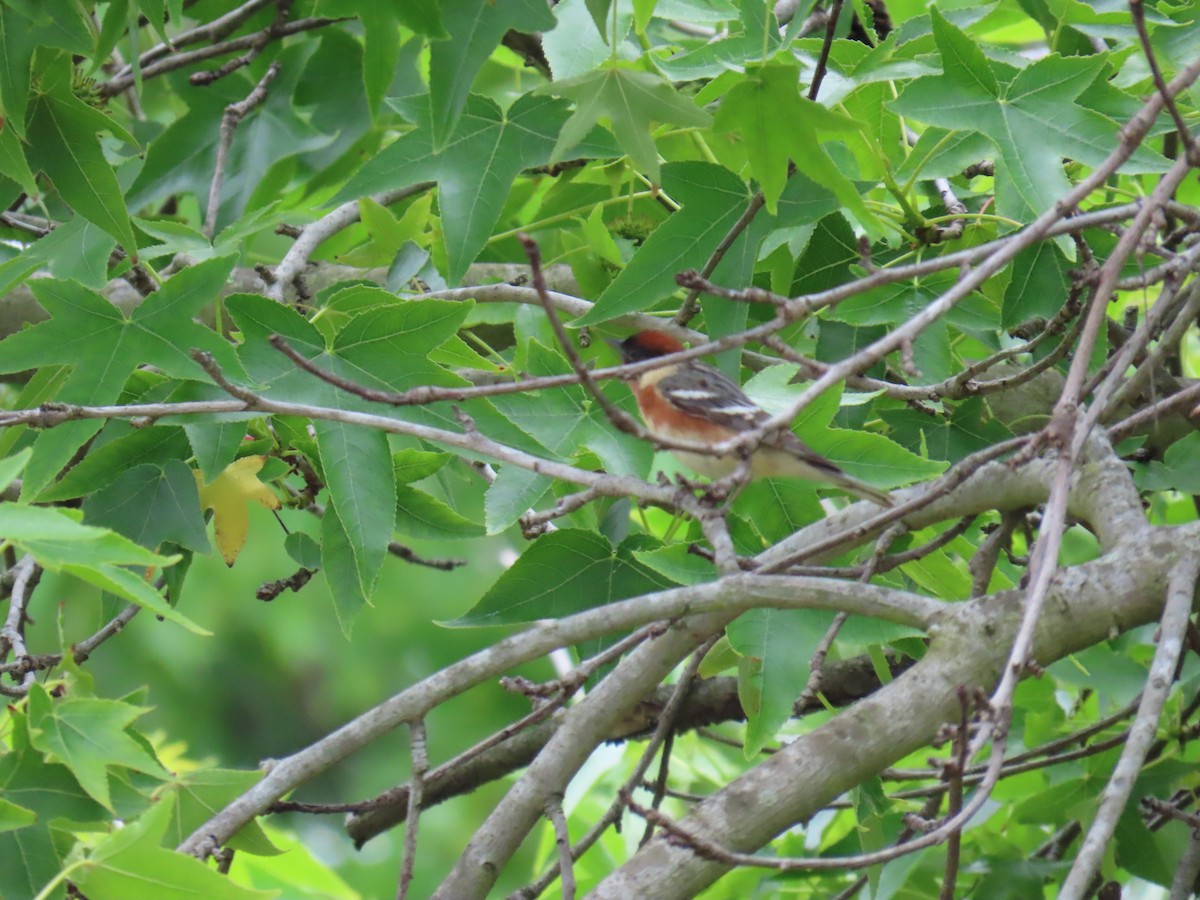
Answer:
[655,364,770,432]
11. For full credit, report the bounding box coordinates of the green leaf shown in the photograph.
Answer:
[358,4,401,117]
[0,797,36,833]
[340,194,432,268]
[1134,432,1200,494]
[184,421,247,483]
[1004,241,1070,327]
[728,608,831,755]
[394,0,447,37]
[74,793,275,899]
[455,529,673,625]
[393,449,451,484]
[0,215,116,296]
[321,501,370,636]
[37,426,192,502]
[125,83,232,213]
[429,0,555,146]
[578,162,749,324]
[544,0,625,80]
[332,295,473,390]
[790,213,859,297]
[490,340,651,479]
[0,3,36,138]
[0,447,31,486]
[0,503,208,633]
[26,685,167,811]
[632,542,715,586]
[741,364,843,432]
[230,293,540,469]
[395,484,484,539]
[584,0,613,34]
[808,429,948,489]
[714,62,881,232]
[83,461,210,554]
[543,64,713,183]
[736,478,824,544]
[315,422,396,599]
[0,117,36,194]
[892,9,1165,233]
[895,126,993,182]
[0,712,104,899]
[340,93,580,282]
[161,768,281,856]
[485,465,551,535]
[284,532,322,570]
[26,57,137,252]
[0,256,241,498]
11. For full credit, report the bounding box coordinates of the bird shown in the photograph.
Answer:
[608,330,893,506]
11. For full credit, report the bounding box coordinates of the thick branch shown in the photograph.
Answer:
[589,522,1200,898]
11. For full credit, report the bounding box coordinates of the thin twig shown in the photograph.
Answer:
[762,437,1026,573]
[640,636,718,846]
[519,234,644,438]
[1114,382,1200,441]
[116,0,277,77]
[672,194,767,327]
[397,718,427,900]
[387,541,466,571]
[205,61,281,238]
[0,556,40,697]
[922,177,969,244]
[938,688,971,899]
[520,489,601,538]
[969,511,1022,597]
[807,0,844,101]
[190,0,292,86]
[513,637,717,899]
[1169,826,1200,900]
[796,521,906,709]
[786,515,975,580]
[546,794,575,900]
[269,184,436,302]
[1130,0,1196,162]
[1057,551,1200,899]
[100,15,339,96]
[344,626,664,844]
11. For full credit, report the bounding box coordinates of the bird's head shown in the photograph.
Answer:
[607,330,685,365]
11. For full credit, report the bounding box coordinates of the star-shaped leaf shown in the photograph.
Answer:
[158,768,280,856]
[0,256,242,497]
[0,711,104,897]
[714,61,882,233]
[85,461,209,554]
[25,56,138,251]
[429,0,556,146]
[73,793,275,899]
[26,685,167,811]
[338,93,603,282]
[542,63,713,184]
[194,456,281,566]
[892,9,1167,236]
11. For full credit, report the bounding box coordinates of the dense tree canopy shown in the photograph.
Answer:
[1,0,1200,897]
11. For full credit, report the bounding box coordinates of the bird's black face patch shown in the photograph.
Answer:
[610,336,661,364]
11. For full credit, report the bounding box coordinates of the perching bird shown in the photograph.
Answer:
[609,330,893,506]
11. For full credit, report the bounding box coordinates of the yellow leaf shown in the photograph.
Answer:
[194,456,281,566]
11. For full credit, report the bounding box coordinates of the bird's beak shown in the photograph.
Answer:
[603,337,623,351]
